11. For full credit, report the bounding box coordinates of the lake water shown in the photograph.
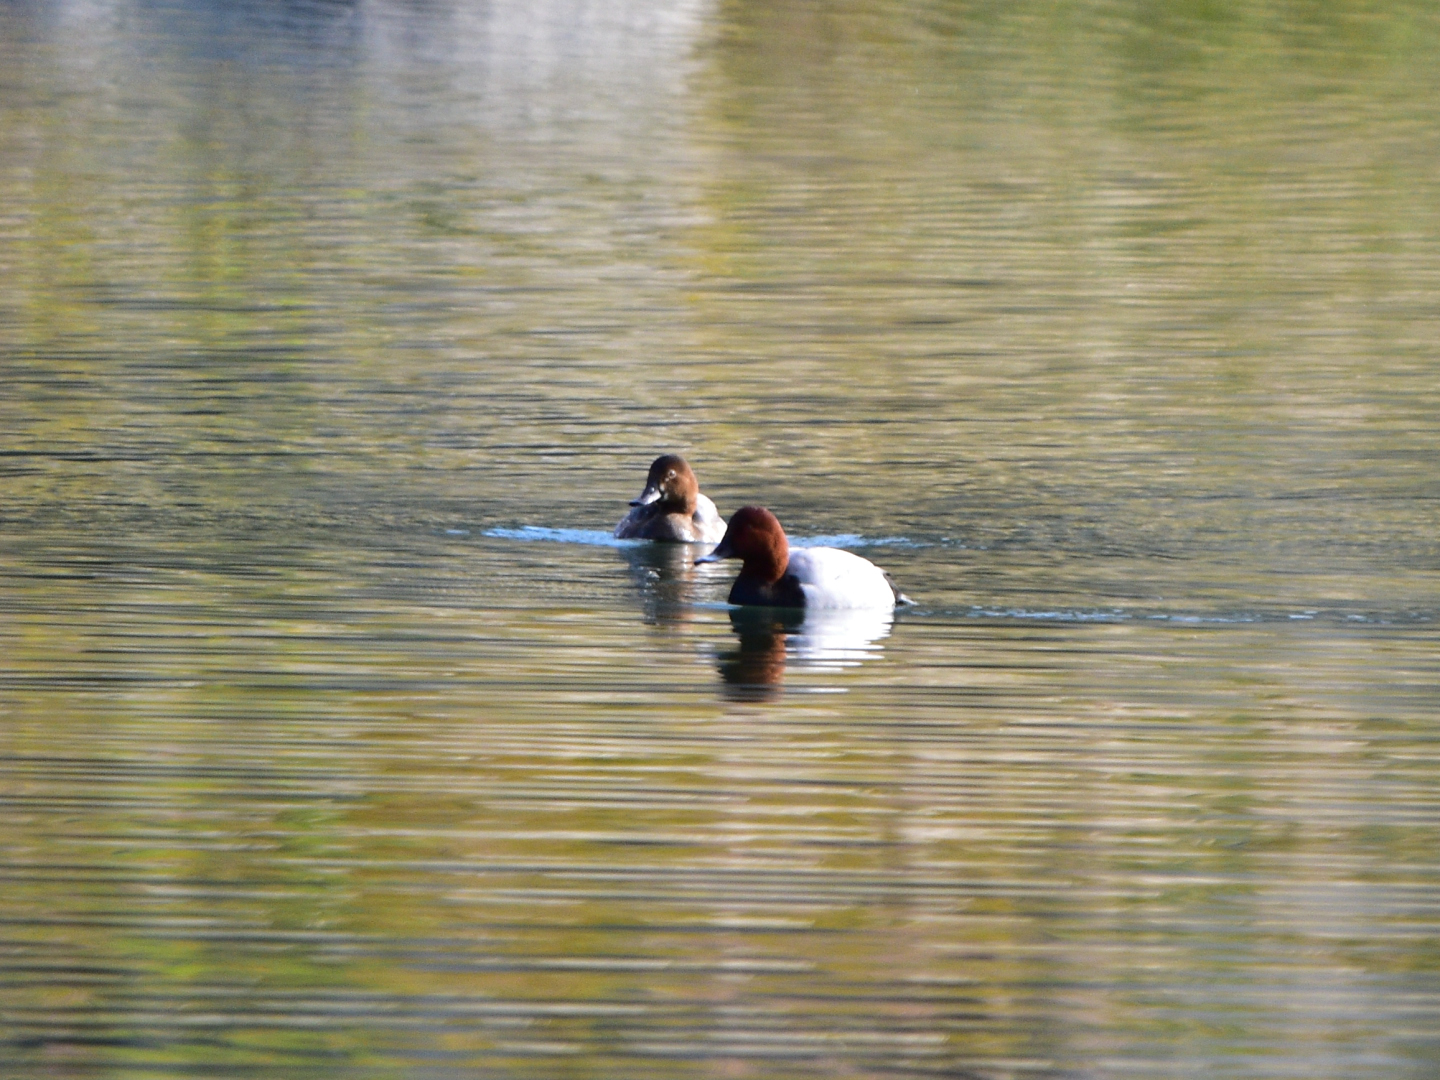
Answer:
[2,0,1438,1077]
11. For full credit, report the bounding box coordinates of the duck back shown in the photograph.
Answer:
[785,548,900,609]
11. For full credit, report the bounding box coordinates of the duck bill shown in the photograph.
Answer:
[695,538,733,565]
[629,485,661,508]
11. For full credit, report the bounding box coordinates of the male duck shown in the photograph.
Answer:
[696,506,907,609]
[614,454,726,543]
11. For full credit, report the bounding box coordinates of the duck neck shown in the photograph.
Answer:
[740,543,788,585]
[665,490,697,516]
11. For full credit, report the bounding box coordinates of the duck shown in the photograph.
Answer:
[696,506,908,609]
[613,454,726,543]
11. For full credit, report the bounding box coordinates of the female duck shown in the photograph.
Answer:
[614,454,726,543]
[696,506,907,609]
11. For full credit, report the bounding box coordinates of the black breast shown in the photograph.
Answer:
[728,571,806,608]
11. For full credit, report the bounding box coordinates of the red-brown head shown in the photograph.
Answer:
[695,506,790,584]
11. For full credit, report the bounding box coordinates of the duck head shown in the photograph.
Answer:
[695,506,789,583]
[630,454,701,515]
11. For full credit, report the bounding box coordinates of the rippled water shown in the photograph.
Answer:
[2,1,1439,1077]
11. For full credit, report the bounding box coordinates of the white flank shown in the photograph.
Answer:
[786,548,896,610]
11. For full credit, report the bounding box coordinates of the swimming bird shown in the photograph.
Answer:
[696,506,907,609]
[613,454,726,543]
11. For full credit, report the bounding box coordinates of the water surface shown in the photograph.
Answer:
[1,1,1438,1077]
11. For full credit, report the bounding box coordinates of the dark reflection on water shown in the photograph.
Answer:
[3,0,1440,1077]
[717,605,894,702]
[718,606,802,700]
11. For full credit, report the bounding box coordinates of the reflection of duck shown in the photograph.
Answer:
[614,455,726,543]
[697,507,908,609]
[716,606,893,700]
[785,606,894,670]
[619,540,712,625]
[717,608,799,702]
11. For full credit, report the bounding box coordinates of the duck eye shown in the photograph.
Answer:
[667,471,676,479]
